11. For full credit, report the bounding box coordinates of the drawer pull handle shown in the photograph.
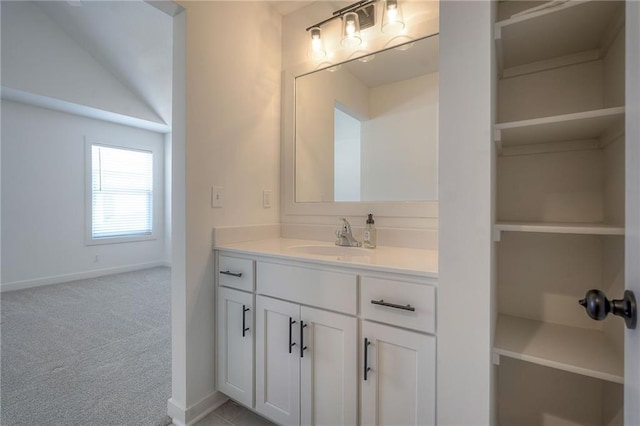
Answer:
[220,270,243,278]
[300,321,308,358]
[364,338,371,380]
[371,299,415,312]
[242,305,250,337]
[289,317,296,354]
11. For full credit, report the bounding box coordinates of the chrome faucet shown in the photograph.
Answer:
[335,218,361,247]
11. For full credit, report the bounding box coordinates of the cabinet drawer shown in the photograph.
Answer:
[218,255,254,292]
[360,277,435,333]
[257,262,357,315]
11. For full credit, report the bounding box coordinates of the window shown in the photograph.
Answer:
[87,142,155,244]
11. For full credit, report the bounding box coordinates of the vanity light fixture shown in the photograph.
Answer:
[381,0,405,34]
[306,0,405,57]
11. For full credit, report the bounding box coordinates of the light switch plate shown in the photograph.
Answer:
[263,190,272,208]
[211,186,224,208]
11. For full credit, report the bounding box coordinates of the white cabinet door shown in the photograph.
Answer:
[300,306,357,426]
[255,296,301,425]
[217,287,254,407]
[361,321,436,426]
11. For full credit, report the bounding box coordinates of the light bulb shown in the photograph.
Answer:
[346,19,356,35]
[387,5,397,22]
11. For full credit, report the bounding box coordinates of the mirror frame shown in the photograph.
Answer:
[282,43,439,219]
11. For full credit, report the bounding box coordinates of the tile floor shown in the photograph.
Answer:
[195,400,275,426]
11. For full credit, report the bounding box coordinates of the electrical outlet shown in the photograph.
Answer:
[211,186,224,208]
[263,190,272,208]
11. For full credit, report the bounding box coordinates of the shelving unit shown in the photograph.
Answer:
[494,221,624,241]
[494,1,626,424]
[495,107,625,149]
[495,0,623,76]
[494,314,623,384]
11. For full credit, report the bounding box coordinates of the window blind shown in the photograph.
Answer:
[91,145,153,239]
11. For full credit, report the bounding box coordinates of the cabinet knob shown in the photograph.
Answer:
[579,289,637,329]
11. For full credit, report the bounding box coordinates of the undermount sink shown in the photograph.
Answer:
[289,245,372,257]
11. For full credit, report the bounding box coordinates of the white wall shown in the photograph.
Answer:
[438,1,494,424]
[0,0,2,287]
[165,133,173,264]
[169,2,281,422]
[0,1,164,126]
[1,100,166,290]
[169,9,188,423]
[361,72,438,201]
[0,0,172,291]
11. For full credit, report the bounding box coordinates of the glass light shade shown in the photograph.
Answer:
[309,27,326,60]
[341,11,362,48]
[382,0,405,34]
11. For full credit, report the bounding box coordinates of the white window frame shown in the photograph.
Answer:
[85,138,162,245]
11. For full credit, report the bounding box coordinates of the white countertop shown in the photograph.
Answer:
[214,238,438,278]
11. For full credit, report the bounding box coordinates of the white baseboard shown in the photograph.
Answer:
[168,392,228,426]
[167,398,187,426]
[0,261,170,293]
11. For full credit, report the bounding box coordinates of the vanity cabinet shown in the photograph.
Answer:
[215,247,437,426]
[361,321,435,426]
[299,304,357,426]
[360,275,436,426]
[218,255,254,292]
[254,296,300,425]
[217,286,254,408]
[255,261,358,425]
[254,295,357,426]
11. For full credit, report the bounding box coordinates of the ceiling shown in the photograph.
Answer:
[270,1,315,16]
[34,0,173,127]
[29,1,375,130]
[30,0,317,129]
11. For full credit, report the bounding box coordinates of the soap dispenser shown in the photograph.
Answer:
[364,213,377,248]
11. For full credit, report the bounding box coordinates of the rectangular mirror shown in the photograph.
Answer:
[295,34,439,203]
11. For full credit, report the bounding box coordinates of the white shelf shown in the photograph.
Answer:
[495,107,625,148]
[494,314,623,384]
[495,0,623,73]
[494,222,624,240]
